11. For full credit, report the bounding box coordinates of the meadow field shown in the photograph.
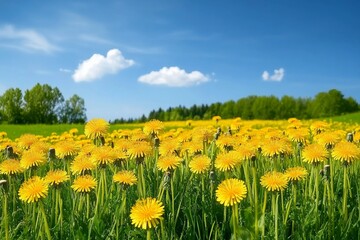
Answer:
[1,116,360,239]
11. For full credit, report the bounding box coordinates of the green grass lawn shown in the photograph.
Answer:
[1,111,360,140]
[324,111,360,123]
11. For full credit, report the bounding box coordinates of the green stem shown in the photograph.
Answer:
[342,166,348,221]
[39,201,52,240]
[261,191,267,240]
[3,192,9,240]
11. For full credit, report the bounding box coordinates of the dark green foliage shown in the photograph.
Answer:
[0,83,87,124]
[120,89,358,122]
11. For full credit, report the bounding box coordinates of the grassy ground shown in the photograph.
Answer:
[1,111,359,140]
[324,111,360,123]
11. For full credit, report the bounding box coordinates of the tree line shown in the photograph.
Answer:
[0,83,87,124]
[113,89,359,123]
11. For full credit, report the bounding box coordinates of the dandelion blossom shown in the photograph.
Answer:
[156,155,183,172]
[18,176,49,203]
[285,167,308,182]
[84,118,109,139]
[0,159,23,175]
[143,119,164,136]
[302,143,327,164]
[45,170,69,186]
[71,175,97,193]
[20,150,46,170]
[70,154,96,175]
[189,155,211,174]
[216,178,247,206]
[332,141,360,164]
[130,197,164,229]
[113,170,137,186]
[260,171,288,192]
[215,151,241,172]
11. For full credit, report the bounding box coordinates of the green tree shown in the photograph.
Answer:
[278,95,297,119]
[23,83,64,123]
[60,94,87,123]
[0,88,24,123]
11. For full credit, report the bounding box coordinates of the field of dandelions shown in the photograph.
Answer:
[1,117,360,240]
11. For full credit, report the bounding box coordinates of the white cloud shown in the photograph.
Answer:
[262,68,285,81]
[72,49,135,82]
[0,25,59,53]
[138,66,209,87]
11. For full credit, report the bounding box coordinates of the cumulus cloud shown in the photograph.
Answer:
[0,25,59,53]
[138,66,209,87]
[262,68,285,81]
[72,49,134,82]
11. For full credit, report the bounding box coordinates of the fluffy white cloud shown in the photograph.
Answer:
[262,68,285,81]
[0,25,59,53]
[72,49,134,82]
[138,66,209,87]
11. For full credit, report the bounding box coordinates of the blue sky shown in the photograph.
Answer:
[1,0,359,121]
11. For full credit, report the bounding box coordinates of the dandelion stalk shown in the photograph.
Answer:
[2,190,9,240]
[342,166,348,221]
[39,201,52,240]
[261,191,267,240]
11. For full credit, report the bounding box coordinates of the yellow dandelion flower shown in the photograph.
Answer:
[314,132,341,149]
[130,197,164,230]
[261,139,290,158]
[285,167,308,182]
[70,154,96,175]
[212,116,221,122]
[71,175,97,193]
[54,140,80,159]
[159,139,180,156]
[0,159,23,175]
[302,143,327,164]
[91,146,117,166]
[310,121,329,135]
[332,141,360,164]
[17,134,39,149]
[20,150,46,170]
[18,176,48,203]
[216,135,235,151]
[215,151,241,172]
[0,131,7,138]
[189,155,211,174]
[30,141,51,154]
[156,155,183,172]
[84,118,109,139]
[113,170,137,186]
[143,119,164,136]
[191,127,215,143]
[234,144,257,161]
[260,171,288,192]
[69,128,79,136]
[287,128,309,144]
[216,178,247,206]
[181,140,203,156]
[45,170,69,186]
[127,141,152,160]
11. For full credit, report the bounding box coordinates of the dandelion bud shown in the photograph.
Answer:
[209,170,216,183]
[6,146,13,158]
[324,165,330,178]
[0,179,8,193]
[346,133,353,142]
[227,126,232,136]
[163,171,171,189]
[48,148,56,160]
[100,136,106,146]
[154,137,160,148]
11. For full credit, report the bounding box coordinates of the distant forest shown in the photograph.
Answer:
[113,89,359,123]
[1,84,358,124]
